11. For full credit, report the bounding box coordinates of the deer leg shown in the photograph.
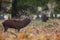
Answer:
[4,27,8,32]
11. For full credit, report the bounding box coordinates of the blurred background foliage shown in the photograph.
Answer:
[0,0,60,19]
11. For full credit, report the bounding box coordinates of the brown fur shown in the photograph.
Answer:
[2,18,31,32]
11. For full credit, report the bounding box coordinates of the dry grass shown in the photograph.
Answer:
[0,19,60,40]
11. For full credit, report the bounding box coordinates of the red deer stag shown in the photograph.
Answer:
[2,17,32,32]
